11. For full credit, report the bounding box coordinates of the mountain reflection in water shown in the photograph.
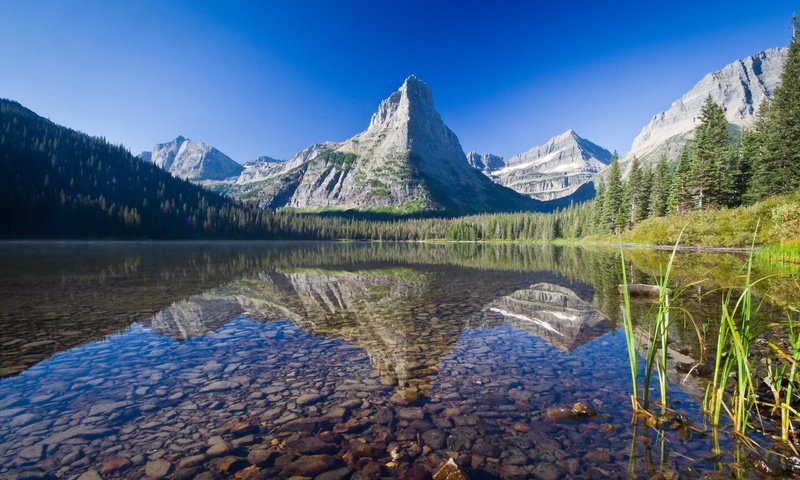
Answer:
[0,241,775,479]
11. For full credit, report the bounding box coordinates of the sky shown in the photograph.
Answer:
[0,1,794,162]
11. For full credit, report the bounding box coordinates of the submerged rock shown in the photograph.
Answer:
[432,458,469,480]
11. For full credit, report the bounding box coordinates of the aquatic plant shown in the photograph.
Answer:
[619,251,638,410]
[705,224,763,437]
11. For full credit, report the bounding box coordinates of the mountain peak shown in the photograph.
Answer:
[174,135,187,144]
[623,46,787,166]
[367,76,436,133]
[552,129,579,142]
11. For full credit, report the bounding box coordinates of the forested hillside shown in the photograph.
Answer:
[0,99,278,239]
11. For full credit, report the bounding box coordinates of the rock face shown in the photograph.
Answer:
[145,136,244,181]
[236,156,287,184]
[226,76,540,215]
[482,130,612,201]
[621,47,787,171]
[466,151,504,176]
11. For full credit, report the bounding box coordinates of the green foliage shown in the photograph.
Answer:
[648,155,670,217]
[687,96,734,208]
[319,151,358,170]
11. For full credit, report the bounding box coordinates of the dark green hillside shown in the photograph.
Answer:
[0,100,274,239]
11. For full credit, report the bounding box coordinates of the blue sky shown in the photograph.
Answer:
[0,1,793,161]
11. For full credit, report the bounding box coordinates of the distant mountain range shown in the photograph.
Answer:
[468,130,612,201]
[134,46,789,211]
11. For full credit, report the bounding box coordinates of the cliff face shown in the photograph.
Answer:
[620,47,787,170]
[145,136,244,181]
[224,76,540,214]
[485,130,612,201]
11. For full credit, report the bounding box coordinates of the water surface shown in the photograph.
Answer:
[0,242,793,479]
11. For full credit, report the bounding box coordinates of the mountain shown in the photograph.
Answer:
[621,47,787,171]
[224,76,541,215]
[237,155,286,184]
[145,135,244,181]
[466,151,504,175]
[485,130,612,201]
[0,99,278,239]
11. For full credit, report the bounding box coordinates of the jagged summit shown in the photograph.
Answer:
[366,75,437,134]
[146,135,243,182]
[470,130,612,201]
[224,76,541,214]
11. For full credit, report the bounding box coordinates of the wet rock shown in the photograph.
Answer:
[531,462,561,480]
[215,455,247,474]
[281,418,333,433]
[315,467,353,480]
[421,429,446,449]
[100,456,131,475]
[286,437,337,454]
[284,454,340,476]
[432,458,469,480]
[405,466,432,480]
[349,442,383,459]
[544,402,596,421]
[42,426,114,444]
[228,420,258,437]
[10,413,37,428]
[447,434,475,451]
[753,458,785,476]
[77,470,103,480]
[471,439,501,458]
[396,407,423,421]
[88,401,132,416]
[571,401,596,417]
[177,454,206,468]
[19,444,45,461]
[207,440,234,457]
[200,381,238,393]
[144,459,173,479]
[247,448,281,467]
[511,422,530,433]
[297,393,324,406]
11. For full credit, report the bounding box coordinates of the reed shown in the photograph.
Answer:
[705,224,760,435]
[618,250,638,410]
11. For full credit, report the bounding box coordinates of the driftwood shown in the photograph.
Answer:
[619,283,672,297]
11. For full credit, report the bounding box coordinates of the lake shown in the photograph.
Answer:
[0,241,796,479]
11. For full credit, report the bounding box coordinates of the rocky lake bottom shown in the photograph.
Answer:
[0,242,796,479]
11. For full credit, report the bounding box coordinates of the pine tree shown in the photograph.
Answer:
[752,16,800,198]
[649,155,670,217]
[603,158,624,233]
[686,95,733,208]
[668,149,693,214]
[743,100,772,203]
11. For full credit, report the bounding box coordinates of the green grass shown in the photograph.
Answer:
[586,190,800,247]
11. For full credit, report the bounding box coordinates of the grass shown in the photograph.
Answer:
[618,222,800,452]
[620,228,685,417]
[589,189,800,248]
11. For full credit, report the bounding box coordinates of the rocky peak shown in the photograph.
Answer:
[623,47,787,167]
[366,75,439,136]
[489,130,611,201]
[147,135,243,182]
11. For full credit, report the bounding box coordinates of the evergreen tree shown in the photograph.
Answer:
[648,155,670,217]
[603,158,625,233]
[667,149,693,214]
[686,95,733,208]
[743,99,772,203]
[751,16,800,198]
[633,163,653,223]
